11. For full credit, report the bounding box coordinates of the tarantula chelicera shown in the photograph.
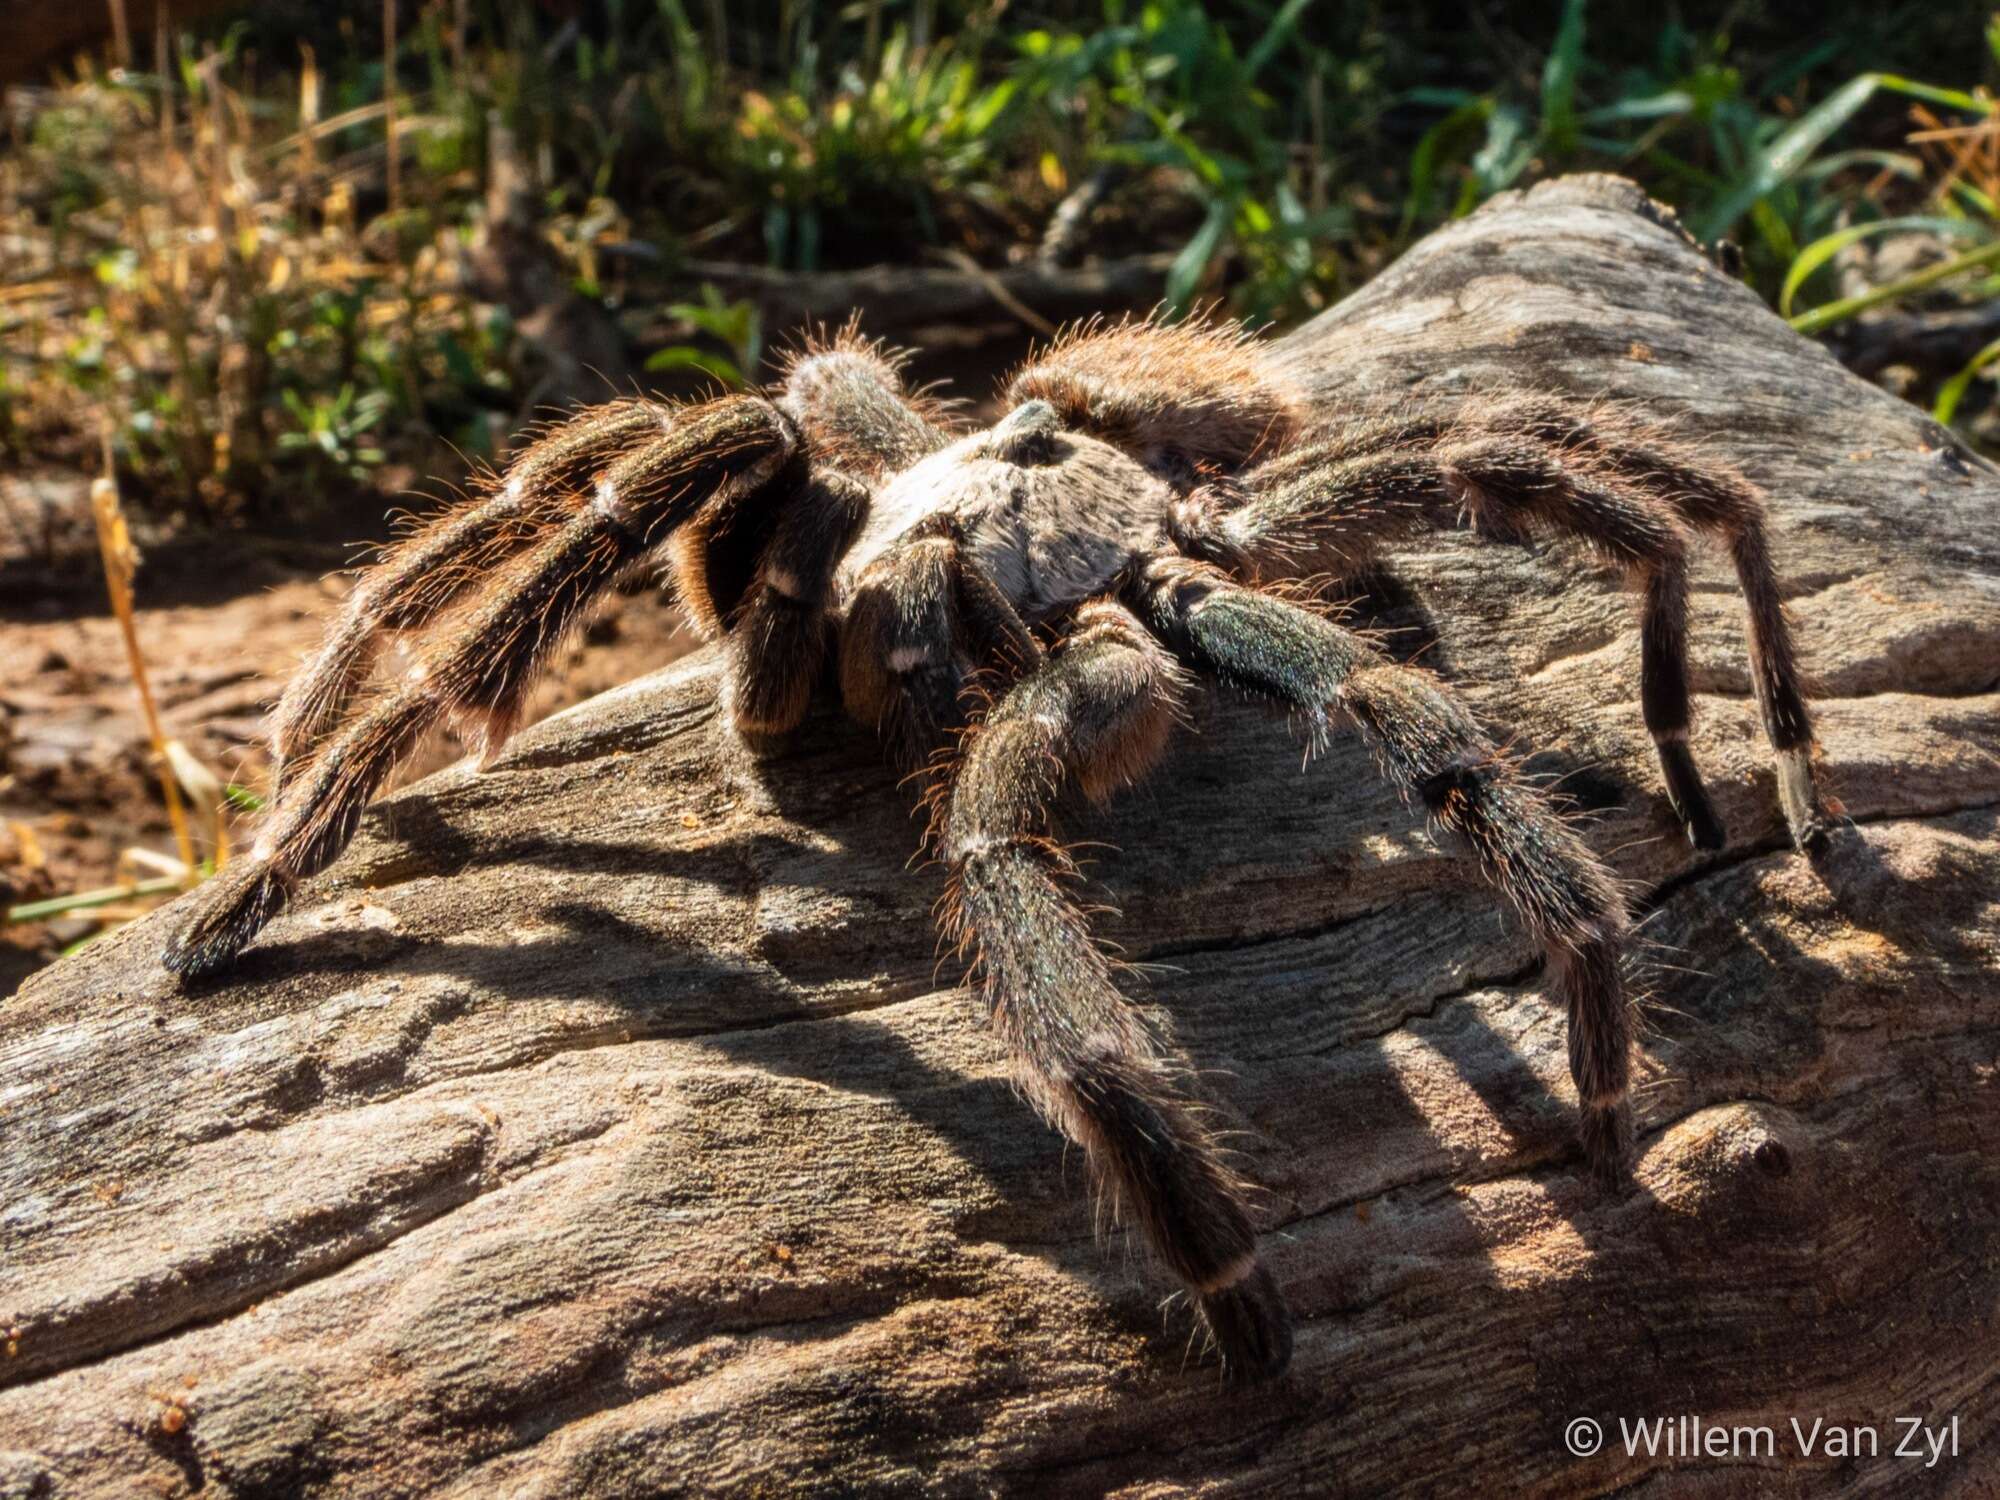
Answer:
[164,317,1829,1380]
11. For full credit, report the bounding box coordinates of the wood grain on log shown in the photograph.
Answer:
[3,176,1998,1497]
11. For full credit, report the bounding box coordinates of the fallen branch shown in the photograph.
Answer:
[2,176,1997,1496]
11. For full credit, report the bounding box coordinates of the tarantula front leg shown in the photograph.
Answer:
[940,599,1291,1379]
[723,470,871,739]
[838,517,1043,770]
[1134,557,1635,1181]
[164,397,800,977]
[271,326,944,785]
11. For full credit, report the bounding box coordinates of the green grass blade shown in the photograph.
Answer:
[1539,0,1587,153]
[1699,72,1991,244]
[1790,237,2000,337]
[1934,334,2000,426]
[7,876,184,925]
[223,783,266,813]
[1473,102,1531,192]
[1400,95,1493,240]
[1694,72,1882,242]
[1871,75,1995,117]
[1243,0,1313,82]
[1782,216,1988,318]
[1949,179,2000,220]
[1581,90,1692,124]
[1166,197,1232,311]
[1794,149,1922,185]
[644,347,746,386]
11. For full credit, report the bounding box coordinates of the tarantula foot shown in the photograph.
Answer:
[1681,806,1728,852]
[1195,1261,1294,1383]
[1659,741,1728,850]
[1777,749,1833,854]
[162,860,289,978]
[1655,740,1726,850]
[1578,1101,1632,1190]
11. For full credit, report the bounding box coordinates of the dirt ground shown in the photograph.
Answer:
[0,475,695,994]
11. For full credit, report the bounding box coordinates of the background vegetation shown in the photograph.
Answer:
[4,0,1996,527]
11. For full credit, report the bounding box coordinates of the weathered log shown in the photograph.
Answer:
[3,175,1998,1497]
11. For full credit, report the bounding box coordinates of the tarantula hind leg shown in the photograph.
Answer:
[1483,398,1833,851]
[1220,425,1729,851]
[939,599,1291,1380]
[1136,558,1634,1182]
[164,397,799,979]
[1440,433,1727,852]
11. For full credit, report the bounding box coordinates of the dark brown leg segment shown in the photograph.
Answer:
[727,470,871,738]
[1136,558,1635,1182]
[1481,399,1829,849]
[940,600,1291,1379]
[168,398,797,976]
[270,402,670,788]
[838,520,1042,773]
[1218,432,1730,850]
[1439,435,1724,850]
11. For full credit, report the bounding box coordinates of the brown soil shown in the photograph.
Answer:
[0,483,695,994]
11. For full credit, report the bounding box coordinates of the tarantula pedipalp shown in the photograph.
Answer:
[163,317,1830,1381]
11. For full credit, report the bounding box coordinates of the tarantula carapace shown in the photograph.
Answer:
[165,317,1829,1380]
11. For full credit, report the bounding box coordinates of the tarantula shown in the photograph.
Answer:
[164,317,1828,1380]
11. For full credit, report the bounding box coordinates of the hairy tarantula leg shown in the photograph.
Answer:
[840,532,969,771]
[941,599,1291,1380]
[839,521,1040,773]
[1436,435,1724,851]
[1479,401,1828,850]
[269,401,669,790]
[1135,558,1634,1183]
[1215,435,1728,850]
[166,399,797,978]
[1723,513,1826,850]
[727,470,870,738]
[777,329,950,478]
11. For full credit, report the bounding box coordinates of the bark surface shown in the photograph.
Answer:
[3,176,1998,1498]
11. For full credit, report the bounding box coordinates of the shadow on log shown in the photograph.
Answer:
[3,176,1998,1496]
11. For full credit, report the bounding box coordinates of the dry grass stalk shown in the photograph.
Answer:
[383,0,400,217]
[90,430,197,879]
[154,1,172,153]
[202,45,227,240]
[296,43,320,214]
[1908,103,2000,209]
[106,0,133,70]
